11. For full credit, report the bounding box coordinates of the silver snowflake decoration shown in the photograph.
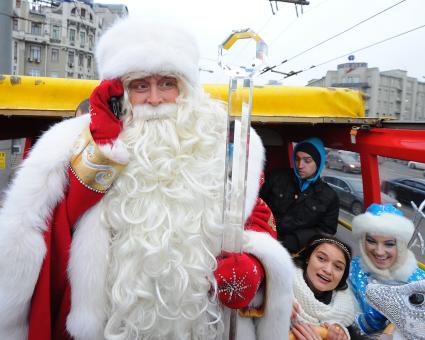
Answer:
[218,268,252,303]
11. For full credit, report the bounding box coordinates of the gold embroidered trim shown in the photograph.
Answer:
[70,128,126,193]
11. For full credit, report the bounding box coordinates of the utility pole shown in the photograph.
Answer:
[0,0,13,204]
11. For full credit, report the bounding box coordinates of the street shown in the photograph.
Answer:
[323,158,425,264]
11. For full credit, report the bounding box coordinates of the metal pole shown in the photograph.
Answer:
[218,29,268,340]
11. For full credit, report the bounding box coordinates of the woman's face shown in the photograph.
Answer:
[305,243,347,293]
[364,233,398,269]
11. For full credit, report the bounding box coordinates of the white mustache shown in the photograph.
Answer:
[132,103,178,121]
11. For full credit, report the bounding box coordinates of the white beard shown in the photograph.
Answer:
[101,96,227,339]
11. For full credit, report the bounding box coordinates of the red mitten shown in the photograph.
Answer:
[89,79,124,144]
[245,197,277,239]
[215,252,265,309]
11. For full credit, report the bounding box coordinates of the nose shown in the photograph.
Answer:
[374,243,386,255]
[146,86,163,106]
[322,262,332,275]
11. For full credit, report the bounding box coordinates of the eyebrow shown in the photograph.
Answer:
[316,250,345,267]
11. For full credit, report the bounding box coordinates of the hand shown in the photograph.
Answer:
[214,252,264,309]
[324,323,348,340]
[89,79,124,144]
[292,323,322,340]
[244,197,277,238]
[291,302,300,321]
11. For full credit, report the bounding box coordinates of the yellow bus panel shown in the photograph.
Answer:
[0,75,364,118]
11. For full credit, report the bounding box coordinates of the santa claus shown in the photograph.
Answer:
[0,17,294,340]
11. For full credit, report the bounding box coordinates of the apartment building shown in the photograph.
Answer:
[12,0,128,79]
[308,62,425,121]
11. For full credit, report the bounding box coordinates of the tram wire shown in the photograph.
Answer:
[221,0,332,67]
[261,0,408,75]
[270,23,425,81]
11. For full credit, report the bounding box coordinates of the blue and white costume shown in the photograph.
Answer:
[349,204,425,335]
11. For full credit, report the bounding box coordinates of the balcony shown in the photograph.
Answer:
[331,82,371,89]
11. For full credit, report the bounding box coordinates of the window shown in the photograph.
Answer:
[31,22,42,35]
[80,31,86,47]
[81,8,86,18]
[29,45,41,62]
[87,55,92,69]
[78,53,84,67]
[13,42,17,61]
[28,68,40,77]
[51,48,59,62]
[89,13,93,22]
[52,25,61,40]
[71,7,76,16]
[69,29,76,43]
[67,72,74,78]
[88,34,94,50]
[68,51,74,67]
[13,18,18,30]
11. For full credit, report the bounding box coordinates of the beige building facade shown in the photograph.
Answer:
[12,0,128,79]
[308,62,425,121]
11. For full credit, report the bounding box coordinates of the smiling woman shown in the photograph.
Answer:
[290,235,356,340]
[349,203,425,337]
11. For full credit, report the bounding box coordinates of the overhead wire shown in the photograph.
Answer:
[262,0,408,75]
[275,23,425,81]
[285,0,407,63]
[220,0,332,69]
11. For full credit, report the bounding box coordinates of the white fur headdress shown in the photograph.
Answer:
[96,17,200,86]
[352,204,414,242]
[352,204,417,281]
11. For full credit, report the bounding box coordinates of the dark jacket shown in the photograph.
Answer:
[260,138,339,253]
[260,169,339,253]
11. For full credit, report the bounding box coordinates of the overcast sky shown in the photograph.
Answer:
[94,0,425,86]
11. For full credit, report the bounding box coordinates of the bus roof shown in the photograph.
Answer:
[0,74,365,120]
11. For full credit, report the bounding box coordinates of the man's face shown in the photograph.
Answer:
[295,151,317,179]
[128,75,179,107]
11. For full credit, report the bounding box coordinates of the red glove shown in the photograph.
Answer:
[89,79,124,144]
[215,252,265,309]
[245,197,277,239]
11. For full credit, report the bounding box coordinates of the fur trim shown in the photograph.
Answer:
[245,126,265,219]
[352,212,414,243]
[96,17,200,86]
[236,315,256,340]
[0,115,89,339]
[359,244,419,282]
[243,230,294,339]
[66,202,110,340]
[98,139,130,165]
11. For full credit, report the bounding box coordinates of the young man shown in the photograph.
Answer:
[0,18,294,340]
[261,137,339,254]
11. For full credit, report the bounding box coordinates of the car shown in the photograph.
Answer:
[381,177,425,206]
[322,175,401,215]
[407,161,425,170]
[326,150,361,173]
